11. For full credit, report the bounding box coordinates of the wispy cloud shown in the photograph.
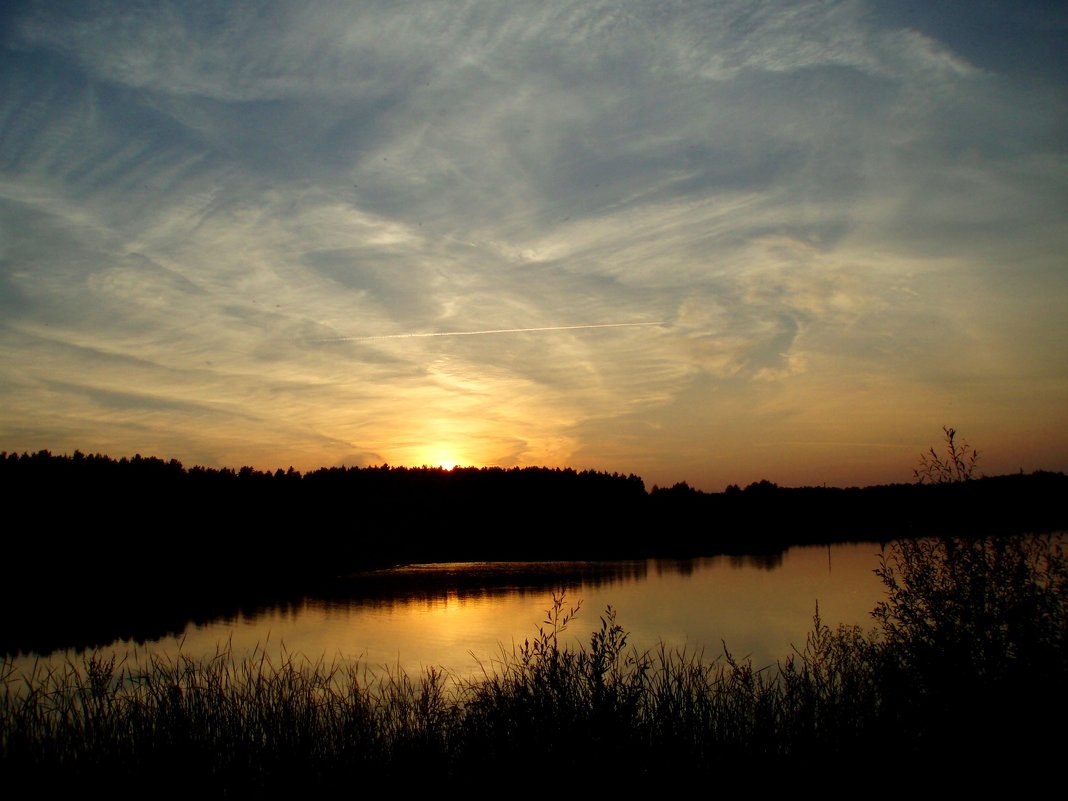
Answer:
[318,321,665,342]
[1,1,1065,488]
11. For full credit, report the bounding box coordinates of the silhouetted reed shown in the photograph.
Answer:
[3,534,1064,791]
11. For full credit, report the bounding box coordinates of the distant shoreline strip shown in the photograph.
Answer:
[318,321,666,342]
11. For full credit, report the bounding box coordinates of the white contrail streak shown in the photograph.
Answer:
[316,321,665,342]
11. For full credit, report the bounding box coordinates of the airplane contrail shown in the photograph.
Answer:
[316,321,665,342]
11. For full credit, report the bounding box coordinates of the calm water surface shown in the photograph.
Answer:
[22,542,889,679]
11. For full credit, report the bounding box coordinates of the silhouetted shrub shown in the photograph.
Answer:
[5,535,1064,790]
[914,425,980,484]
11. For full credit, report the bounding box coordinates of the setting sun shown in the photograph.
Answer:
[424,450,460,471]
[3,1,1065,787]
[2,0,1066,491]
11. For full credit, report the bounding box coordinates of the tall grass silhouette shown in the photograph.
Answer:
[3,534,1064,791]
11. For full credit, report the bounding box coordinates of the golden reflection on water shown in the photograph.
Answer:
[16,543,889,681]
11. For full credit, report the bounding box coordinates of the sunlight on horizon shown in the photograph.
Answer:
[1,1,1065,490]
[412,446,466,472]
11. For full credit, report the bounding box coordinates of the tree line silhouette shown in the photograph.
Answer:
[2,449,1065,655]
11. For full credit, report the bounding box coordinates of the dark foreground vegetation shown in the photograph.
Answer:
[3,448,1067,655]
[3,534,1065,792]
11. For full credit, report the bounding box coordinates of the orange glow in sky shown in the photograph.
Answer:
[1,2,1065,490]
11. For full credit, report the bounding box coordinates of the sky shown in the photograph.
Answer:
[1,1,1065,491]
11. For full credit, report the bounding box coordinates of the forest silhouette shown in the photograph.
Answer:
[2,448,1066,655]
[2,449,1066,790]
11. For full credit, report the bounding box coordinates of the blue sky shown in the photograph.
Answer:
[2,1,1065,489]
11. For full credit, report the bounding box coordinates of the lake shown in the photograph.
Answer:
[10,541,891,681]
